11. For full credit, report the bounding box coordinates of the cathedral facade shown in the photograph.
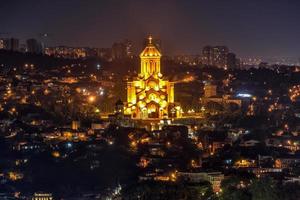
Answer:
[125,36,180,119]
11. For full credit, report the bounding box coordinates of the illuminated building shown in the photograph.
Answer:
[234,159,256,168]
[71,120,80,130]
[125,36,181,119]
[177,171,224,193]
[204,84,217,98]
[44,46,87,58]
[32,192,53,200]
[0,38,19,51]
[200,83,242,109]
[0,39,4,49]
[8,171,23,181]
[202,46,229,69]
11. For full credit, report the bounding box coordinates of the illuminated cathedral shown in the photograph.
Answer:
[125,36,181,119]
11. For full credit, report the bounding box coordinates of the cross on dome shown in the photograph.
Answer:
[148,35,153,44]
[140,35,161,57]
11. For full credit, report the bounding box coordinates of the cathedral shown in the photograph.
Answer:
[125,36,181,119]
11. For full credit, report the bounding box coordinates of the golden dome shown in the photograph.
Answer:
[140,36,161,57]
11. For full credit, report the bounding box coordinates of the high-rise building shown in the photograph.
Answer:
[111,39,133,59]
[96,48,112,60]
[0,39,4,49]
[19,44,27,53]
[125,36,181,119]
[123,39,133,57]
[112,42,126,59]
[202,46,214,66]
[202,46,229,68]
[227,53,239,69]
[1,38,19,51]
[26,38,43,54]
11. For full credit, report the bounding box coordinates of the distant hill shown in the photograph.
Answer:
[0,50,75,69]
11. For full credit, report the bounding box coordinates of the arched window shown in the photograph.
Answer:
[149,93,157,101]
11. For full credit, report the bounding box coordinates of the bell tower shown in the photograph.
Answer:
[139,36,162,79]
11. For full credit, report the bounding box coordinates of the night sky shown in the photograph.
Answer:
[1,0,300,58]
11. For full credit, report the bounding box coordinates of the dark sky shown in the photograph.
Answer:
[1,0,300,58]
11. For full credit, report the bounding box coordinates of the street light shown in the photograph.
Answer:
[88,95,95,103]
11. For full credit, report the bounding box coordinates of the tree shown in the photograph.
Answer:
[249,177,279,200]
[123,181,217,200]
[185,181,214,200]
[278,182,300,200]
[219,176,251,200]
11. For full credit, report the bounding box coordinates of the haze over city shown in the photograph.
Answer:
[1,0,300,58]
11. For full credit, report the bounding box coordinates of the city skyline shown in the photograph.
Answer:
[1,1,300,199]
[1,0,300,59]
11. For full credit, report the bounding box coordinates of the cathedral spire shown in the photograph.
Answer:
[148,35,153,44]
